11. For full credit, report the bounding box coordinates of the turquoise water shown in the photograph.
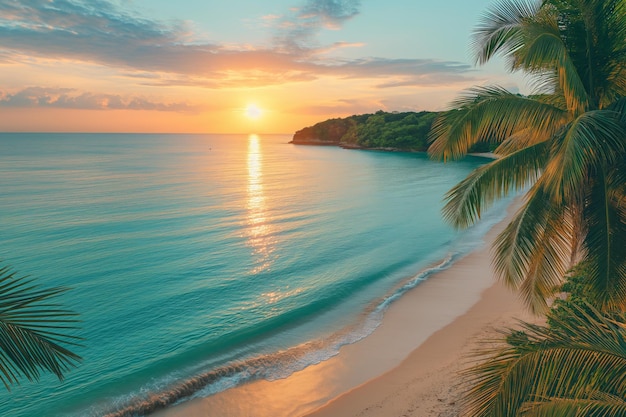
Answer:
[0,133,504,416]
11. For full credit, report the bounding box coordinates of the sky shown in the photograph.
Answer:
[0,0,529,133]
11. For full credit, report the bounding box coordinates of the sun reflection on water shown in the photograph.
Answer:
[246,134,276,274]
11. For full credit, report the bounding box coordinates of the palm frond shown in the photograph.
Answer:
[493,128,531,155]
[492,182,573,313]
[0,264,81,390]
[514,23,590,114]
[576,0,626,107]
[543,109,626,203]
[522,396,626,417]
[609,96,626,123]
[442,140,549,229]
[455,0,626,412]
[428,86,568,161]
[472,0,542,66]
[582,165,626,311]
[462,304,626,417]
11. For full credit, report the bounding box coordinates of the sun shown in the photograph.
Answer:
[244,104,263,120]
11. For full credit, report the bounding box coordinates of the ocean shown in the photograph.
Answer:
[0,133,508,416]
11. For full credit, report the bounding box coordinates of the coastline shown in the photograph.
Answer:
[306,242,533,417]
[289,139,424,152]
[289,139,499,159]
[155,197,529,417]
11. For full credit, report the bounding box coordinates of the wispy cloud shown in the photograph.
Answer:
[1,0,216,71]
[0,87,199,112]
[325,58,474,86]
[273,0,361,53]
[0,0,475,89]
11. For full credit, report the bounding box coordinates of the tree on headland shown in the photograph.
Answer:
[429,0,626,314]
[292,111,437,150]
[0,263,81,390]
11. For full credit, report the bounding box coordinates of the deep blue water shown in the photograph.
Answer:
[0,133,505,416]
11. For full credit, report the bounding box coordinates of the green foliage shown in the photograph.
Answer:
[292,111,437,151]
[0,263,81,390]
[465,265,626,417]
[428,0,626,313]
[354,111,436,150]
[291,117,356,144]
[463,302,626,417]
[548,263,610,329]
[429,0,626,415]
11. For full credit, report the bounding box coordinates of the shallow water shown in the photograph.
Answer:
[0,133,502,416]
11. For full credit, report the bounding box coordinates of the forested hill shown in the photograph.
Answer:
[290,110,438,151]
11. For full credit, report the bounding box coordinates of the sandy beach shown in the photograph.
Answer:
[306,257,535,417]
[305,198,536,417]
[156,198,534,417]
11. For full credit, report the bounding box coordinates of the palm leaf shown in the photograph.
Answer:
[493,127,535,155]
[492,181,573,313]
[462,304,626,417]
[513,20,590,115]
[543,109,626,203]
[428,86,568,161]
[582,165,626,311]
[472,0,541,67]
[522,396,626,417]
[473,0,591,115]
[0,264,81,390]
[442,140,549,228]
[562,0,626,108]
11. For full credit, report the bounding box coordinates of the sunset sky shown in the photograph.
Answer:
[0,0,529,133]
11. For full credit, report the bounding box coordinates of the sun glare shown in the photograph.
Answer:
[245,104,263,120]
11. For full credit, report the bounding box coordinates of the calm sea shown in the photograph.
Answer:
[0,133,507,416]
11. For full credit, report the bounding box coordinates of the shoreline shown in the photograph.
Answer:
[155,197,527,417]
[305,198,531,417]
[306,248,533,417]
[289,139,425,152]
[289,140,499,160]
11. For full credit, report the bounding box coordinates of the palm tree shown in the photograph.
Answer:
[463,303,626,417]
[428,0,626,313]
[0,263,81,390]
